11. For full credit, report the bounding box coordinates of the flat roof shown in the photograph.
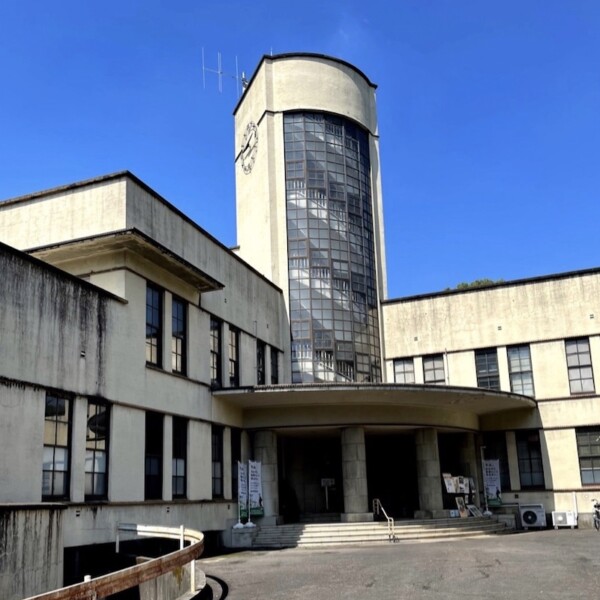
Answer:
[28,228,225,293]
[233,52,377,115]
[0,170,284,294]
[383,265,600,305]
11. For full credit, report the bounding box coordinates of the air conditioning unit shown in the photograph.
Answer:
[519,504,546,529]
[552,510,577,529]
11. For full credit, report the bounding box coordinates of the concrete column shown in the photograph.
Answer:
[506,431,521,491]
[223,427,232,500]
[254,431,279,523]
[415,429,443,518]
[70,396,87,503]
[341,427,372,522]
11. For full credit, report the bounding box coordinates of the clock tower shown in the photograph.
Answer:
[234,53,387,383]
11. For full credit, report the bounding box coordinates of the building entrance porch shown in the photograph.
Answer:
[259,427,480,524]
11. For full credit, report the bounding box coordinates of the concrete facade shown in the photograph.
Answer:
[0,176,286,598]
[0,52,599,598]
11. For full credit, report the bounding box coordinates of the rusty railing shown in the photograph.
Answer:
[23,523,204,600]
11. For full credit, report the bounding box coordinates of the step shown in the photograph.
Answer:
[252,517,508,548]
[255,527,506,544]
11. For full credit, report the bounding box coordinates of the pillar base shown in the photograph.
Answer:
[341,512,374,523]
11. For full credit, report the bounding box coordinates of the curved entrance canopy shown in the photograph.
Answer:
[215,383,536,431]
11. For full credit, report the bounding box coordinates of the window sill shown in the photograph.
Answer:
[145,363,211,387]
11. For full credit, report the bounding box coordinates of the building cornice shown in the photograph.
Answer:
[0,171,284,294]
[383,265,600,305]
[233,52,377,115]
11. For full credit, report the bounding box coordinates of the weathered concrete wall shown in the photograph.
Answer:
[383,273,600,367]
[0,243,115,397]
[0,178,127,251]
[60,502,235,551]
[0,507,64,600]
[124,179,287,355]
[0,173,291,383]
[137,557,194,600]
[0,245,120,505]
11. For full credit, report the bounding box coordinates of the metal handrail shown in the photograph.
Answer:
[373,498,396,542]
[23,523,204,600]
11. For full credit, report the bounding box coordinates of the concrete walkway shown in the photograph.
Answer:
[198,530,600,599]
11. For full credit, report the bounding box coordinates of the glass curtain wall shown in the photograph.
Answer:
[284,112,381,383]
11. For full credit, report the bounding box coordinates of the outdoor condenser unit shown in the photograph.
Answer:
[519,504,546,529]
[552,510,577,529]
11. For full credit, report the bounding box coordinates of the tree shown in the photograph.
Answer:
[446,278,504,291]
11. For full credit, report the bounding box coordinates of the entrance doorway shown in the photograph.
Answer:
[366,433,419,519]
[278,434,343,522]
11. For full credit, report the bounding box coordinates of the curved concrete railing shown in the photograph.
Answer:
[23,524,205,600]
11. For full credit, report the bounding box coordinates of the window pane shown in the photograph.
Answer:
[210,318,222,385]
[146,284,163,366]
[43,446,55,470]
[516,430,544,489]
[567,338,595,394]
[94,473,106,496]
[43,393,71,499]
[284,112,381,384]
[475,349,500,391]
[423,354,445,384]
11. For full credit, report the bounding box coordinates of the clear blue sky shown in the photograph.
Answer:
[1,1,599,298]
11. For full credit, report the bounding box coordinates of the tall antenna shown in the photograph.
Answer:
[202,48,245,97]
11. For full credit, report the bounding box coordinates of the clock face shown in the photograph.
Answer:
[241,121,258,174]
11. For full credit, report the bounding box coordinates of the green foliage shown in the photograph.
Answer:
[446,278,504,291]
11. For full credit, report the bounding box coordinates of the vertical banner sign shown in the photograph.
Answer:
[248,460,264,517]
[238,461,248,518]
[483,459,502,507]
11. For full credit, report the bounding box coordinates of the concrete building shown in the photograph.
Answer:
[0,53,598,598]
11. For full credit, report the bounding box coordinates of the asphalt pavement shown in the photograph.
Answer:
[197,530,600,599]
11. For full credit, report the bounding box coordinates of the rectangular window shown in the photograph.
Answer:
[394,358,415,384]
[271,347,279,384]
[566,337,595,394]
[257,340,266,385]
[85,401,109,499]
[210,317,222,388]
[228,327,240,387]
[423,354,445,385]
[146,284,163,366]
[145,411,163,500]
[482,432,511,492]
[212,426,223,498]
[507,345,535,396]
[576,427,600,485]
[516,430,545,489]
[172,417,187,498]
[475,348,500,390]
[171,297,187,374]
[43,394,71,499]
[231,428,241,499]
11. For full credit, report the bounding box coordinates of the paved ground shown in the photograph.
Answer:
[197,530,600,599]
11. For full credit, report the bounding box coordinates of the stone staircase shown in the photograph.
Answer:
[253,517,509,548]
